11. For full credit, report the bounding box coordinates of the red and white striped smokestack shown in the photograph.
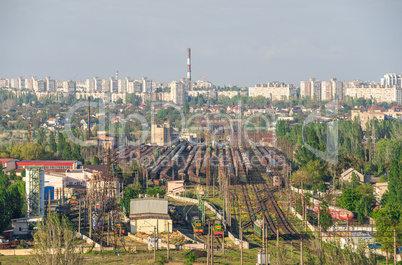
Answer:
[116,70,118,80]
[187,48,191,81]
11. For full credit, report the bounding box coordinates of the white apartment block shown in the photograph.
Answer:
[142,77,153,93]
[118,78,129,94]
[170,80,188,105]
[63,80,76,93]
[345,85,402,103]
[46,77,55,92]
[102,79,110,93]
[249,82,296,101]
[33,79,46,92]
[0,78,9,88]
[127,80,142,94]
[109,77,118,93]
[381,73,402,86]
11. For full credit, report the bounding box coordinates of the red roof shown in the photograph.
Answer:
[0,158,17,163]
[16,160,78,168]
[391,106,401,110]
[139,104,147,109]
[368,106,386,111]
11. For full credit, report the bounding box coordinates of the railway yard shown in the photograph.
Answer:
[108,136,311,255]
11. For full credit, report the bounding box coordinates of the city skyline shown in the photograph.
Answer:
[1,0,401,86]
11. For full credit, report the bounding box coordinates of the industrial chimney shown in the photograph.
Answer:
[187,48,191,81]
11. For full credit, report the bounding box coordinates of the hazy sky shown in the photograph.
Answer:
[1,0,401,86]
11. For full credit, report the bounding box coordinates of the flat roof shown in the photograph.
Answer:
[18,160,79,163]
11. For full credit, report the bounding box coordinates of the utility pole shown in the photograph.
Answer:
[78,199,81,233]
[154,227,156,262]
[207,221,210,265]
[167,224,170,261]
[211,222,214,265]
[48,190,51,216]
[240,207,243,265]
[394,224,397,265]
[276,225,279,265]
[89,201,92,238]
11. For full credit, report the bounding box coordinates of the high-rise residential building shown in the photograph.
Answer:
[109,77,118,93]
[46,77,55,92]
[381,73,402,86]
[10,79,18,88]
[142,77,153,93]
[25,78,34,90]
[63,80,76,93]
[86,78,94,93]
[331,78,343,100]
[102,79,110,93]
[33,79,46,92]
[300,78,321,100]
[0,78,9,88]
[170,80,188,105]
[321,81,333,101]
[18,76,25,89]
[128,80,142,94]
[118,78,130,93]
[249,82,297,101]
[345,84,401,103]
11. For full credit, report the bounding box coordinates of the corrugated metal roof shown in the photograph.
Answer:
[130,198,168,215]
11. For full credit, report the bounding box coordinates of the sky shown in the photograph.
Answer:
[0,0,401,87]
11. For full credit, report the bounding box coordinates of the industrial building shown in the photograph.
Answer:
[151,122,175,146]
[129,197,172,234]
[25,168,45,217]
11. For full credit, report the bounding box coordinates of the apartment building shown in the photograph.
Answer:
[63,80,76,93]
[351,107,402,130]
[381,73,402,86]
[249,82,296,101]
[345,85,401,103]
[170,80,188,105]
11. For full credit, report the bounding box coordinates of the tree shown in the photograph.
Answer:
[337,188,359,212]
[62,143,72,160]
[146,186,166,197]
[57,132,65,155]
[373,204,402,263]
[36,128,47,146]
[318,201,333,231]
[183,101,189,114]
[71,144,83,163]
[123,185,142,216]
[31,214,82,265]
[93,156,100,165]
[388,159,402,205]
[49,131,57,153]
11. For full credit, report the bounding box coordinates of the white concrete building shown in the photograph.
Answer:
[170,80,187,105]
[63,80,76,93]
[249,82,297,101]
[142,77,153,93]
[381,73,402,86]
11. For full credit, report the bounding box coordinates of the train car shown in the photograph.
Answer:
[70,194,79,205]
[313,204,354,220]
[172,212,182,225]
[114,223,126,235]
[169,206,176,214]
[191,216,204,234]
[253,219,275,239]
[213,220,224,236]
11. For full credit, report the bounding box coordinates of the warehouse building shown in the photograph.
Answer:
[129,197,172,234]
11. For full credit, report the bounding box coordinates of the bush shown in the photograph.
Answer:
[184,250,197,262]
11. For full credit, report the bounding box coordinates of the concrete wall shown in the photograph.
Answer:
[130,218,172,234]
